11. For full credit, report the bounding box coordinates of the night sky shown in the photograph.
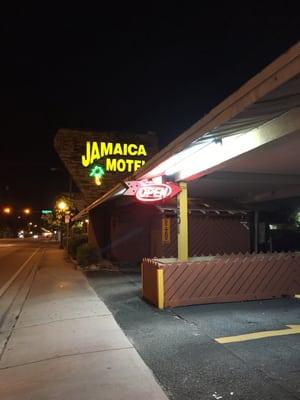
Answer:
[0,4,299,210]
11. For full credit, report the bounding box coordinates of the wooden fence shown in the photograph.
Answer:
[151,215,250,259]
[142,252,300,308]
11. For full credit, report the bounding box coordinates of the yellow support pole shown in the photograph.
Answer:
[157,268,164,309]
[177,181,188,261]
[141,261,144,297]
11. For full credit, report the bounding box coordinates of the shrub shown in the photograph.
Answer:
[76,243,99,267]
[68,234,88,258]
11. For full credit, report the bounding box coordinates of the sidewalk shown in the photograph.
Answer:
[0,247,168,400]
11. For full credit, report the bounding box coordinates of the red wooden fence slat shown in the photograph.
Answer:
[142,252,300,308]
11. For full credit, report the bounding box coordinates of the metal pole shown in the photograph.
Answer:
[59,220,63,249]
[66,220,70,252]
[68,176,72,248]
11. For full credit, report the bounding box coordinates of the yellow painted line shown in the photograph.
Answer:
[215,325,300,344]
[0,248,40,297]
[157,268,164,309]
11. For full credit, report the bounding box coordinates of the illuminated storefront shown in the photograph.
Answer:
[58,42,300,308]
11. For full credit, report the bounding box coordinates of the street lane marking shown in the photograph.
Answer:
[215,325,300,344]
[0,248,40,297]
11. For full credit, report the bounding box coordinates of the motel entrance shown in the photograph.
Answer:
[67,43,300,309]
[137,44,300,308]
[141,129,300,308]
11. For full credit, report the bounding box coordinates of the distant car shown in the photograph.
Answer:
[33,234,39,239]
[42,231,52,238]
[18,233,24,239]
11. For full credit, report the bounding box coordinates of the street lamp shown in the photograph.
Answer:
[55,199,70,249]
[57,201,67,211]
[23,208,31,215]
[3,207,12,214]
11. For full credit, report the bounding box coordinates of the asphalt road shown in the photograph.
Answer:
[0,239,55,331]
[87,270,300,400]
[0,239,41,294]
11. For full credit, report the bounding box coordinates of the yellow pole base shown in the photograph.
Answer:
[157,269,164,309]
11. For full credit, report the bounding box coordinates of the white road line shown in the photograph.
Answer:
[0,248,40,297]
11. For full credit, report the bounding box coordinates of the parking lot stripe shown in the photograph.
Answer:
[215,324,300,344]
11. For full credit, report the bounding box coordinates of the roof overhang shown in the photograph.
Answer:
[73,41,300,221]
[134,42,300,181]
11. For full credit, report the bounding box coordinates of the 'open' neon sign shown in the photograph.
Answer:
[125,181,181,203]
[136,183,172,202]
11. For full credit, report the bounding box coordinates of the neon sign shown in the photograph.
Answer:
[89,165,105,186]
[81,141,148,173]
[136,183,173,202]
[124,181,181,203]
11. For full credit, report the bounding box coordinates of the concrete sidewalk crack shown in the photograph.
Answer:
[0,345,134,371]
[14,313,112,330]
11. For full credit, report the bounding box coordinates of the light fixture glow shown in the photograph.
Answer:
[178,130,261,180]
[140,124,267,182]
[140,140,212,179]
[164,142,212,176]
[58,201,67,211]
